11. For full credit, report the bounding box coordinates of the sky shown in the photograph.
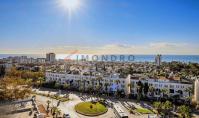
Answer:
[0,0,199,55]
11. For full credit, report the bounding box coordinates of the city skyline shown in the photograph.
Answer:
[0,0,199,54]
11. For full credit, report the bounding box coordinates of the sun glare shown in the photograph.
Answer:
[59,0,81,12]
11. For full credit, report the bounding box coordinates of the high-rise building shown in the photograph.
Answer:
[195,79,199,103]
[46,53,56,62]
[37,58,46,63]
[19,56,28,64]
[155,54,162,66]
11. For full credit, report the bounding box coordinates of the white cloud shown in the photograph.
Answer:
[149,42,187,48]
[94,42,199,55]
[1,42,198,55]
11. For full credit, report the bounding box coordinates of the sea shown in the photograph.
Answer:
[0,54,199,63]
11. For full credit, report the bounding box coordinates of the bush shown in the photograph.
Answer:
[136,108,153,114]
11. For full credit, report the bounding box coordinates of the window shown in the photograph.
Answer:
[170,85,174,88]
[170,89,174,93]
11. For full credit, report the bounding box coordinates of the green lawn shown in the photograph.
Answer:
[75,102,108,116]
[136,107,153,114]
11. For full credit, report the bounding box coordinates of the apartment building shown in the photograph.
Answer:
[45,72,192,98]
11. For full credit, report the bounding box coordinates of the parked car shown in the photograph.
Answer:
[63,113,70,118]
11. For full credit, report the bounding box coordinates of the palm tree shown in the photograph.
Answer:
[153,101,162,116]
[161,88,169,98]
[129,83,134,93]
[63,83,69,90]
[82,79,86,92]
[96,76,103,87]
[38,77,44,87]
[87,85,93,94]
[51,106,57,116]
[55,108,61,118]
[149,85,155,97]
[104,83,109,96]
[115,80,120,97]
[69,80,73,89]
[95,85,101,99]
[46,100,51,114]
[185,87,192,97]
[136,81,143,102]
[96,76,103,94]
[77,80,81,91]
[143,83,149,98]
[91,78,95,94]
[57,100,61,107]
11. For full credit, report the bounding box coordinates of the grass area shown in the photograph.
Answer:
[75,102,108,116]
[136,107,153,114]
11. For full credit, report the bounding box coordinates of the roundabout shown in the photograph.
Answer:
[75,102,108,116]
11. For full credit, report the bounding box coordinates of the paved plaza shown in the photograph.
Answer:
[34,88,154,118]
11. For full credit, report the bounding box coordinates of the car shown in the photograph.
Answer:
[63,113,70,118]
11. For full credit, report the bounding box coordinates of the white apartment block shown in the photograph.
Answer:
[45,72,192,98]
[37,58,46,64]
[46,72,128,94]
[130,77,192,98]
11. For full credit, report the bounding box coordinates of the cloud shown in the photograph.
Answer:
[94,42,199,55]
[0,42,198,55]
[149,42,187,49]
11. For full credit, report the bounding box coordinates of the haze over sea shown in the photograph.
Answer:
[0,54,199,63]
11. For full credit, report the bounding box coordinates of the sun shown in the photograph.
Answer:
[59,0,81,12]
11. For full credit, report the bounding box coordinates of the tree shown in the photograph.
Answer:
[54,83,60,89]
[57,100,61,107]
[77,80,81,91]
[136,81,143,102]
[185,87,192,97]
[104,83,109,96]
[143,83,149,97]
[46,100,51,111]
[161,88,169,98]
[96,76,103,87]
[178,105,191,118]
[37,77,45,87]
[162,101,172,116]
[0,77,31,100]
[115,80,120,97]
[91,78,95,94]
[149,86,155,97]
[82,79,86,92]
[0,65,5,78]
[95,85,101,99]
[63,83,69,90]
[51,106,57,116]
[55,108,61,118]
[129,83,134,92]
[153,101,162,115]
[163,100,172,110]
